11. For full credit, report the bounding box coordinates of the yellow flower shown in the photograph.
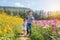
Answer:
[12,33,15,36]
[3,27,7,33]
[0,31,2,34]
[7,25,12,32]
[8,27,12,32]
[0,13,23,36]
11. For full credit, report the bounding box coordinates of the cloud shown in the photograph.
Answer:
[3,0,6,2]
[14,2,25,7]
[0,0,6,3]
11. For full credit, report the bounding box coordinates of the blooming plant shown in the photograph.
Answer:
[0,13,23,40]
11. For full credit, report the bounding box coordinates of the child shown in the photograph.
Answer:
[27,10,34,35]
[23,19,27,36]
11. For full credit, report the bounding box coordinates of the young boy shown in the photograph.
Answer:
[23,19,27,36]
[27,10,34,35]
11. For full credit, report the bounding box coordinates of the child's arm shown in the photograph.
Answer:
[31,16,34,20]
[32,16,35,23]
[22,23,24,29]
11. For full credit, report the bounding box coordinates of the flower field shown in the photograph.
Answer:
[0,13,23,40]
[29,20,60,40]
[33,20,60,27]
[0,13,60,40]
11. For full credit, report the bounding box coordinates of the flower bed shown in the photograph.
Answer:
[0,13,23,40]
[29,24,60,40]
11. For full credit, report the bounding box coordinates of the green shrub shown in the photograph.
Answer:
[29,24,60,40]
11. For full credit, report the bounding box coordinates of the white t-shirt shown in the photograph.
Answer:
[23,22,27,30]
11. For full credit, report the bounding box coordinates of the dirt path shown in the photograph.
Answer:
[20,35,27,40]
[20,32,29,40]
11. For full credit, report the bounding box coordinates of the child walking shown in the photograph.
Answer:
[23,19,27,36]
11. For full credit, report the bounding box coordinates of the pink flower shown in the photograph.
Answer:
[33,19,59,27]
[58,31,60,35]
[52,27,56,32]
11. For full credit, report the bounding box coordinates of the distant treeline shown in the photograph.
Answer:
[0,6,58,20]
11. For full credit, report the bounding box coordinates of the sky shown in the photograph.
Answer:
[0,0,60,11]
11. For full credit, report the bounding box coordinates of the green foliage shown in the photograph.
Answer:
[0,6,47,20]
[29,24,60,40]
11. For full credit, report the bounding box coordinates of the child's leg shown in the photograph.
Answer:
[25,30,27,35]
[24,30,27,37]
[23,30,25,35]
[27,26,29,34]
[29,24,32,35]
